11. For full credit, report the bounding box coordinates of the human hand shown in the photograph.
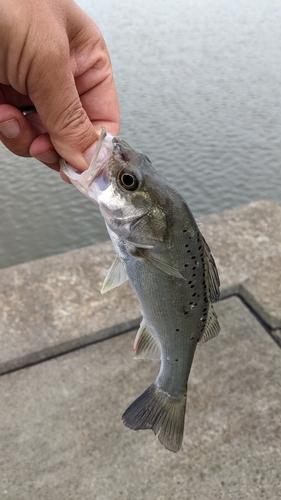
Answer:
[0,0,120,175]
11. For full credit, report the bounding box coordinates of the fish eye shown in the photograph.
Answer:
[118,168,140,191]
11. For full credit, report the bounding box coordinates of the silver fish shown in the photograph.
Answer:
[60,129,220,453]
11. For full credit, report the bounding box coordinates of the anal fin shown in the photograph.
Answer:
[133,321,160,360]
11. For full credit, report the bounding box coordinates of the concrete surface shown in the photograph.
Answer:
[0,243,140,374]
[0,200,281,499]
[0,297,280,500]
[0,200,280,375]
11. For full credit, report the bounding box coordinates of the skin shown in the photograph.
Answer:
[0,0,120,178]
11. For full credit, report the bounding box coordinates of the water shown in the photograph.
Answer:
[1,0,281,269]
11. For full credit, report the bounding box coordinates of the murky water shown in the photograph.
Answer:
[1,0,281,269]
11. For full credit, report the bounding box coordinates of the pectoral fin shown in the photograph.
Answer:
[146,254,185,279]
[134,321,160,360]
[135,250,185,280]
[101,256,128,294]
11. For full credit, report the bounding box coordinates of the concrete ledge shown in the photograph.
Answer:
[0,200,280,374]
[200,200,281,327]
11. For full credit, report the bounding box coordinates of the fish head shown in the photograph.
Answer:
[60,129,166,240]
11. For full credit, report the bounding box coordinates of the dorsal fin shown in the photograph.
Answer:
[201,235,220,302]
[101,256,128,294]
[133,321,161,360]
[198,305,220,347]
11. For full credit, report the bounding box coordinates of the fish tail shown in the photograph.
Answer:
[122,383,186,453]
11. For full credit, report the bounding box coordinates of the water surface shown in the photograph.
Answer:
[1,0,280,268]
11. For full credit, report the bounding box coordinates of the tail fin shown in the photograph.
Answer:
[122,383,186,453]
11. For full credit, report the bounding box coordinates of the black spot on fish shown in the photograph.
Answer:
[185,244,189,248]
[176,329,180,332]
[192,292,197,297]
[190,285,195,288]
[184,264,188,268]
[175,359,179,362]
[183,229,187,233]
[188,280,193,284]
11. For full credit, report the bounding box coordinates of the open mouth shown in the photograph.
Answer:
[87,128,113,187]
[59,127,114,203]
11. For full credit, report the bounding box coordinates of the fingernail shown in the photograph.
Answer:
[84,143,97,165]
[0,119,20,138]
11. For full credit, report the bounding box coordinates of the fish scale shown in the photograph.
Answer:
[60,128,220,453]
[117,217,208,398]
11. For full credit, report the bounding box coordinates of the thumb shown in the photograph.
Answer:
[27,35,98,170]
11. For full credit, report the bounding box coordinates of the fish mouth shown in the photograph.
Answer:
[87,127,112,186]
[59,127,114,203]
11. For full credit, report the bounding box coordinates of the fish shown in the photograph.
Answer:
[60,128,220,453]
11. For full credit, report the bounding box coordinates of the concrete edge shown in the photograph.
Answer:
[0,316,141,376]
[270,329,281,347]
[222,283,281,331]
[220,284,240,299]
[1,282,280,377]
[239,284,281,329]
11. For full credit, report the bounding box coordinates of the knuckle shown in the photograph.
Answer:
[53,100,94,148]
[56,100,88,135]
